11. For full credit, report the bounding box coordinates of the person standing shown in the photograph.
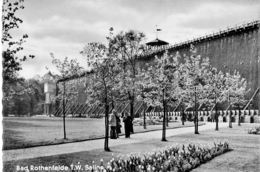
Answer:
[129,115,134,133]
[115,113,121,138]
[123,113,132,138]
[109,109,117,139]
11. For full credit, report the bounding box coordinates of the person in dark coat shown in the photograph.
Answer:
[115,113,121,138]
[123,113,132,138]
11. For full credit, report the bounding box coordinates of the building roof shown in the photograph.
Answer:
[146,38,169,46]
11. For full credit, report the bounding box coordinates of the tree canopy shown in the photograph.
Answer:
[2,0,34,81]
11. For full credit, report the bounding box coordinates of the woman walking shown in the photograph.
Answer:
[109,110,117,139]
[115,113,121,138]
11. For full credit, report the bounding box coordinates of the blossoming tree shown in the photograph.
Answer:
[224,71,248,127]
[51,54,83,139]
[180,46,210,134]
[141,51,181,141]
[81,42,118,151]
[205,68,226,130]
[108,30,146,132]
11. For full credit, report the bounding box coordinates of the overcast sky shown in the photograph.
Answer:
[13,0,260,78]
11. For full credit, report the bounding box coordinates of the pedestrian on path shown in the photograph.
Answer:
[123,113,132,138]
[129,115,134,133]
[109,109,117,139]
[116,113,121,138]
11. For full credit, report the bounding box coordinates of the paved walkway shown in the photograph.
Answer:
[3,122,228,162]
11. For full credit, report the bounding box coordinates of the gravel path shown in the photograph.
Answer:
[3,122,228,162]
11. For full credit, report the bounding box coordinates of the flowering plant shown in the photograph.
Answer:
[248,126,260,134]
[83,142,229,172]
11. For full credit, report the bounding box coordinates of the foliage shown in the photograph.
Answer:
[51,54,83,103]
[180,46,211,110]
[81,41,119,151]
[80,42,118,106]
[80,142,230,172]
[2,0,34,81]
[109,30,146,116]
[139,51,181,109]
[224,71,248,109]
[51,54,83,79]
[2,78,45,116]
[204,67,227,130]
[205,68,226,108]
[136,51,181,140]
[177,46,211,133]
[51,54,83,139]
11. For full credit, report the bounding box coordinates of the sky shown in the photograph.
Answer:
[9,0,260,79]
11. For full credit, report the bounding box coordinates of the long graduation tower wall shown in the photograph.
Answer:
[138,20,260,109]
[58,21,260,111]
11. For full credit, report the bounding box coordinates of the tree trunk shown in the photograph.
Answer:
[104,102,110,151]
[166,106,169,127]
[228,92,232,128]
[162,90,167,141]
[229,110,232,128]
[62,82,67,139]
[143,102,146,129]
[55,82,59,116]
[194,87,199,134]
[181,109,185,125]
[238,108,241,126]
[130,97,134,133]
[215,96,219,131]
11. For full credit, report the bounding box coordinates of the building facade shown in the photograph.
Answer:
[54,21,260,122]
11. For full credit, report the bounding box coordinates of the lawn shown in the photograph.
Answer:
[3,116,197,150]
[3,123,260,172]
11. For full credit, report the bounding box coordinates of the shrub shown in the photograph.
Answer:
[248,126,260,134]
[133,118,160,126]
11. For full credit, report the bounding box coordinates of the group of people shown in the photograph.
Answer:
[109,109,133,139]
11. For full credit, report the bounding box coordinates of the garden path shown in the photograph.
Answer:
[3,122,228,162]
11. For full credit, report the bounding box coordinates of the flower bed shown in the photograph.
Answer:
[82,142,230,172]
[133,117,176,126]
[248,126,260,134]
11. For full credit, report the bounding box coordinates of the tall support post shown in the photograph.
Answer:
[228,91,232,128]
[162,89,167,141]
[194,86,199,134]
[166,104,169,127]
[238,107,241,126]
[215,94,219,131]
[143,102,146,129]
[104,100,110,151]
[181,107,185,125]
[130,95,134,134]
[55,82,59,115]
